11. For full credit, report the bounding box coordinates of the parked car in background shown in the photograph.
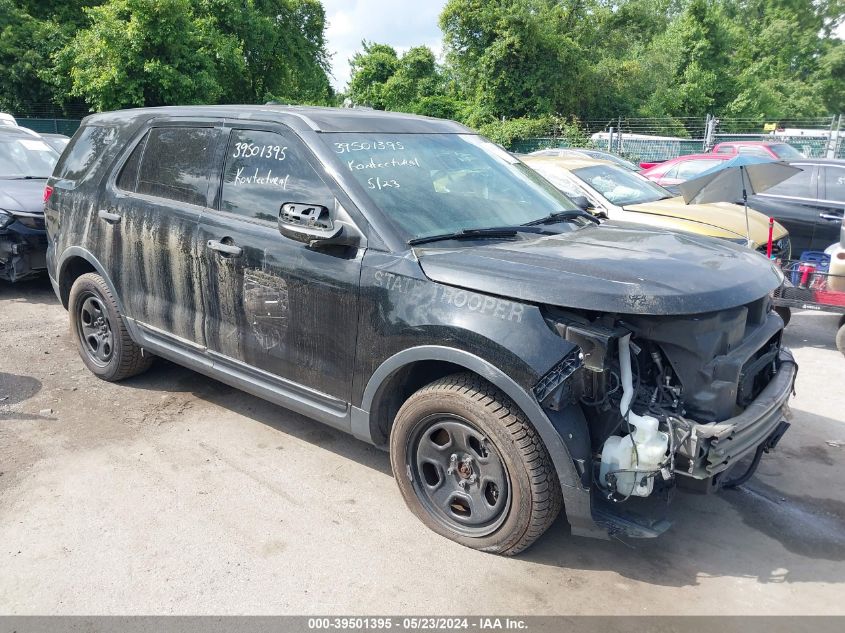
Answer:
[640,153,730,188]
[745,159,845,254]
[529,148,641,171]
[0,126,58,282]
[46,105,796,554]
[711,141,805,160]
[523,155,791,258]
[40,133,71,154]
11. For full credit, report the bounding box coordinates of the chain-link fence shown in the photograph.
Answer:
[515,114,845,163]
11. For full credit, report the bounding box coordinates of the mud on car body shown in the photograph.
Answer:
[0,127,59,282]
[45,106,797,554]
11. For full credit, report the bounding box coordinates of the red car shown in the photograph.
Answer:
[640,153,730,187]
[711,141,805,160]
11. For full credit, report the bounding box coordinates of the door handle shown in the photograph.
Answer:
[819,213,842,221]
[207,239,242,257]
[97,209,122,223]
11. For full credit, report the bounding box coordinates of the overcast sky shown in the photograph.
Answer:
[323,0,448,90]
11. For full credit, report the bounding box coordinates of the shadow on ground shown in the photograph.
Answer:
[782,310,843,352]
[114,357,845,588]
[0,275,58,306]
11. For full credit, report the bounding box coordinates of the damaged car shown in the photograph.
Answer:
[46,106,797,554]
[0,126,59,282]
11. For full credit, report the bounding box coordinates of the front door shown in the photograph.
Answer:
[98,122,221,346]
[196,124,364,403]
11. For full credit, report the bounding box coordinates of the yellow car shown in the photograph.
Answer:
[523,155,791,259]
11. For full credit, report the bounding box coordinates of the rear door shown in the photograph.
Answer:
[196,123,364,403]
[98,121,222,346]
[817,164,845,249]
[751,163,819,255]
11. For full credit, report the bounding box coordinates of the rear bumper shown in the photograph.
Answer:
[676,347,797,489]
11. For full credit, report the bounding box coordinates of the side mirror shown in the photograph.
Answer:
[570,195,592,211]
[278,202,342,243]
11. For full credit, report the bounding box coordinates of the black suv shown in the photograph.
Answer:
[46,106,797,554]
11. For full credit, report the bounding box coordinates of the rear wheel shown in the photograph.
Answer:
[836,320,845,357]
[389,373,562,555]
[69,273,153,381]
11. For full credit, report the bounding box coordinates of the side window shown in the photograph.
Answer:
[714,145,734,154]
[823,167,845,201]
[738,146,769,157]
[676,159,720,179]
[220,129,334,223]
[765,167,814,198]
[115,132,148,192]
[54,125,116,182]
[663,163,680,179]
[136,127,217,206]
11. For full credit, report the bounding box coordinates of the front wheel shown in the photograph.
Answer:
[389,373,562,555]
[836,319,845,357]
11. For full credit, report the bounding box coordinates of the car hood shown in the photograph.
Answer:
[623,196,786,244]
[415,223,783,315]
[0,179,47,214]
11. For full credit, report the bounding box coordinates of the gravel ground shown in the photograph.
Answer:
[0,276,843,615]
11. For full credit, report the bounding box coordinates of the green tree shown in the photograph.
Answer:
[55,0,228,110]
[347,42,400,109]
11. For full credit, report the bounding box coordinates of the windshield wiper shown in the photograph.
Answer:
[408,225,551,246]
[523,209,600,226]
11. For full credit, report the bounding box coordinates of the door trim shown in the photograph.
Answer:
[131,319,352,432]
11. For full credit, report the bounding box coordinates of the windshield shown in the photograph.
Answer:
[0,137,58,178]
[325,133,579,241]
[572,164,672,205]
[770,143,804,160]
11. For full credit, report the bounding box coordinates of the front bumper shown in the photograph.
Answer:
[0,219,47,282]
[676,347,797,489]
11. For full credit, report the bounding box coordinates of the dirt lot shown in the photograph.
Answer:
[1,277,844,615]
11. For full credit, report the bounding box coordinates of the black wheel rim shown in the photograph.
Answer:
[76,292,114,366]
[408,414,510,536]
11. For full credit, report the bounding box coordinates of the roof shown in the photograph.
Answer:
[83,105,473,135]
[714,140,791,146]
[0,126,41,139]
[521,154,616,170]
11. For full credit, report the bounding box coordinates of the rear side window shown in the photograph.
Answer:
[116,132,148,191]
[55,125,116,182]
[136,127,217,206]
[219,128,334,222]
[714,145,735,154]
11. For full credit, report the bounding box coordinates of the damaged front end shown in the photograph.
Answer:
[540,295,797,538]
[0,209,47,282]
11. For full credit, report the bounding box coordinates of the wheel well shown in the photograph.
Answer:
[58,257,96,308]
[369,360,472,447]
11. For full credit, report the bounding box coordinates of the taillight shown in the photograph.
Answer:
[43,185,53,204]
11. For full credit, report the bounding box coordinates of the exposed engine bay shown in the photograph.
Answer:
[540,294,796,521]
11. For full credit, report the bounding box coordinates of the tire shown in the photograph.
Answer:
[775,306,791,327]
[68,273,153,381]
[389,372,562,555]
[836,321,845,358]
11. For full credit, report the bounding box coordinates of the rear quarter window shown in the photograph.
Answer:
[54,125,117,182]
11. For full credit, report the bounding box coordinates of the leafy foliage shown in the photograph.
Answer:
[0,0,333,113]
[346,0,845,141]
